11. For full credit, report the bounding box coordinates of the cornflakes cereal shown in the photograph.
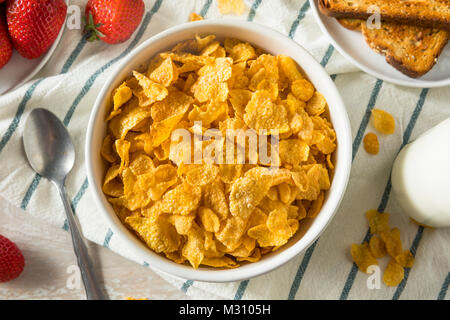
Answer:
[102,165,123,197]
[182,163,219,186]
[363,132,379,155]
[395,250,414,268]
[383,259,404,286]
[352,207,417,287]
[218,0,246,15]
[182,224,205,268]
[125,215,181,254]
[279,139,309,166]
[102,35,336,269]
[229,168,273,220]
[150,57,179,87]
[198,207,220,233]
[202,181,229,220]
[369,235,386,259]
[291,79,314,102]
[243,90,290,134]
[380,227,403,258]
[410,218,433,229]
[161,182,202,215]
[366,210,390,234]
[189,12,204,21]
[372,109,395,135]
[351,243,378,273]
[108,82,132,120]
[306,92,327,116]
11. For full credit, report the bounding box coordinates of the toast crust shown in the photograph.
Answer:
[361,23,450,78]
[337,18,362,31]
[319,0,450,30]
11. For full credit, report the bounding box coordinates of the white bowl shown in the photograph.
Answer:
[86,20,352,282]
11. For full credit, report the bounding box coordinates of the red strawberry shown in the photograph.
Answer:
[0,7,12,69]
[0,235,25,282]
[84,0,145,44]
[7,0,67,59]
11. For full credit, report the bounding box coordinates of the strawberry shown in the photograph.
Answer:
[84,0,145,44]
[7,0,67,59]
[0,7,12,69]
[0,235,25,282]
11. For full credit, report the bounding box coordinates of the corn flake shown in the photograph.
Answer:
[366,210,390,234]
[363,132,379,155]
[369,235,386,259]
[351,243,378,273]
[383,259,404,286]
[372,109,395,135]
[218,0,246,15]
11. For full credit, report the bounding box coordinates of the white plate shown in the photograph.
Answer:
[310,0,450,88]
[0,0,67,95]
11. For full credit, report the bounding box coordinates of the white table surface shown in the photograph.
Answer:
[0,195,189,300]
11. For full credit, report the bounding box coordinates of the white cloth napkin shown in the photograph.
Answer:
[0,0,449,300]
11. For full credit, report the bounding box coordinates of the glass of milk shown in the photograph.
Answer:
[391,117,450,228]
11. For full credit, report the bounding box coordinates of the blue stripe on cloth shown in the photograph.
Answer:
[181,280,194,293]
[0,34,88,157]
[0,79,44,154]
[143,261,149,267]
[288,1,310,39]
[70,178,89,213]
[352,79,383,160]
[20,174,42,210]
[200,0,213,17]
[438,272,450,300]
[103,228,114,248]
[247,0,263,21]
[288,240,318,299]
[320,45,334,67]
[392,226,424,299]
[234,280,249,300]
[340,88,429,300]
[61,36,88,74]
[20,0,164,210]
[62,178,89,231]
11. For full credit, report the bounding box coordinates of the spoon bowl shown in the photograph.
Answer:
[23,109,75,183]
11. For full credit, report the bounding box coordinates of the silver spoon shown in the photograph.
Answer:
[23,108,108,300]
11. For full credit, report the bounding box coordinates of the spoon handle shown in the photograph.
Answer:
[56,182,108,300]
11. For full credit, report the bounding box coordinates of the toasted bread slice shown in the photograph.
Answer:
[361,22,449,77]
[320,0,450,30]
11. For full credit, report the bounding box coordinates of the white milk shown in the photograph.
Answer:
[392,117,450,228]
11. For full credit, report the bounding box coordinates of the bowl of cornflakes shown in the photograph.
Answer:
[86,20,352,282]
